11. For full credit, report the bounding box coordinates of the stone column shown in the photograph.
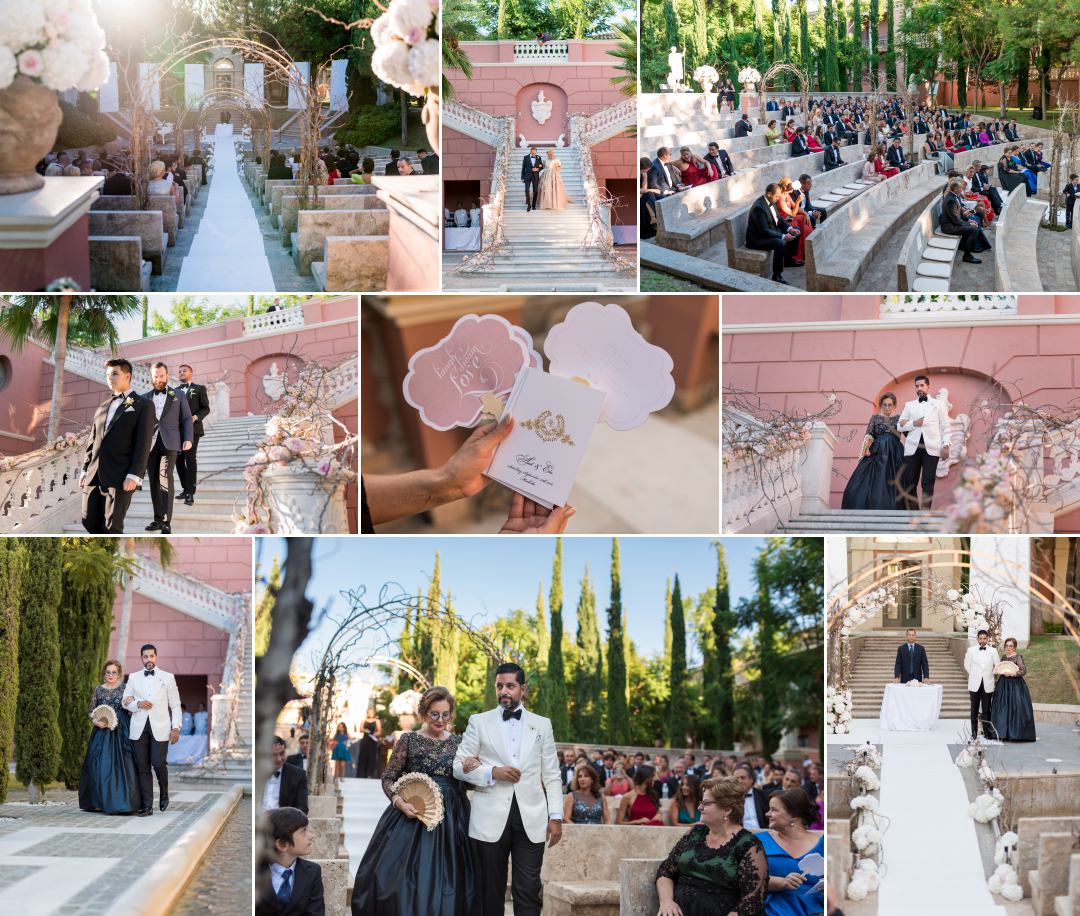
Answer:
[371,175,440,291]
[970,537,1031,646]
[799,421,838,514]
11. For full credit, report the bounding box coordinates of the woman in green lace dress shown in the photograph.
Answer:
[656,775,767,916]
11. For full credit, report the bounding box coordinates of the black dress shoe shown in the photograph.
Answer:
[962,254,982,263]
[160,524,172,535]
[184,494,194,506]
[145,521,162,531]
[138,808,151,817]
[159,794,169,812]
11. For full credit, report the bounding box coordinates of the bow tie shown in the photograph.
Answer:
[979,646,987,651]
[112,393,126,400]
[502,708,522,721]
[918,395,928,403]
[144,669,155,676]
[273,769,281,778]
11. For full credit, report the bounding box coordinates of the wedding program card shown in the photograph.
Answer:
[484,368,606,508]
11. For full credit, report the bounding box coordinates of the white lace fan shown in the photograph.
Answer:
[391,772,445,831]
[91,704,118,730]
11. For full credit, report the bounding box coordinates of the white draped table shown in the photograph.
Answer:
[879,682,943,731]
[444,226,481,251]
[167,734,209,764]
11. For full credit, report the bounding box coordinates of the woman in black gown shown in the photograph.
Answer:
[78,659,140,815]
[352,687,478,916]
[356,706,382,778]
[990,637,1037,742]
[841,391,906,511]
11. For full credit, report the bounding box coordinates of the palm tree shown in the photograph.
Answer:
[0,294,141,442]
[608,15,638,100]
[442,0,480,99]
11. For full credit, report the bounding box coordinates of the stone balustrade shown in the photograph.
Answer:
[131,553,248,631]
[242,305,306,336]
[444,99,514,148]
[881,294,1018,316]
[514,40,569,62]
[0,436,88,534]
[572,97,636,146]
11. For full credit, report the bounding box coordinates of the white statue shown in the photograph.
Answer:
[934,388,970,477]
[554,133,566,148]
[667,47,685,89]
[263,361,286,401]
[518,133,528,148]
[531,90,553,125]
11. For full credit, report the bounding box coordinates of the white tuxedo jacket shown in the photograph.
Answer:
[964,645,999,693]
[453,706,563,844]
[123,667,183,741]
[897,396,952,457]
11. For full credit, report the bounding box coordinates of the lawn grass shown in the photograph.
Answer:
[971,108,1062,131]
[640,267,710,292]
[1023,634,1080,705]
[373,107,430,152]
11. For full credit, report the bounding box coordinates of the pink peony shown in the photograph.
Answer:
[283,436,307,453]
[314,457,334,476]
[18,49,44,78]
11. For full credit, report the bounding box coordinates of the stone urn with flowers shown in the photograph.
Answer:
[0,0,110,194]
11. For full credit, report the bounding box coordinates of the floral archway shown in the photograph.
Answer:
[757,62,809,126]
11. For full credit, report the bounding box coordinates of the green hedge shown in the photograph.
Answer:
[54,101,116,152]
[0,542,25,804]
[335,105,401,149]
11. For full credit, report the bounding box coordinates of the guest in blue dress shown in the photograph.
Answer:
[564,762,608,823]
[841,392,906,511]
[990,637,1037,742]
[761,788,825,916]
[78,659,140,815]
[668,774,703,826]
[331,722,351,783]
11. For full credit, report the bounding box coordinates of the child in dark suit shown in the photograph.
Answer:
[256,807,325,916]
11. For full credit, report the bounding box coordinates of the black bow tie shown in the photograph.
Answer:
[112,393,126,400]
[502,708,522,721]
[918,395,928,403]
[144,669,155,676]
[979,646,987,651]
[273,769,281,778]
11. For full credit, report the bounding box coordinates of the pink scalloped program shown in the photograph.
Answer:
[403,314,530,431]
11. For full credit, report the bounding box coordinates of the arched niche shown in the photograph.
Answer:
[514,83,568,145]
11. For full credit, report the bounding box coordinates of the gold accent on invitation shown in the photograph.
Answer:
[521,410,575,445]
[480,392,505,422]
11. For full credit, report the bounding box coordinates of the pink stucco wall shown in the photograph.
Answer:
[723,311,1080,528]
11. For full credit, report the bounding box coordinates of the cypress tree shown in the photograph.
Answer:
[868,0,879,85]
[0,540,25,804]
[824,0,838,91]
[798,0,811,78]
[483,650,497,710]
[57,540,117,788]
[606,539,629,744]
[546,540,569,739]
[418,553,439,680]
[398,597,414,691]
[756,553,783,758]
[707,542,735,749]
[692,2,707,70]
[667,575,689,747]
[572,567,601,741]
[772,0,783,64]
[254,555,280,657]
[752,0,768,70]
[661,0,681,62]
[836,0,849,91]
[15,539,62,802]
[662,578,673,675]
[885,0,896,90]
[534,583,548,717]
[434,590,461,691]
[851,0,863,90]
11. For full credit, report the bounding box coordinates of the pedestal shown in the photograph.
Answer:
[262,463,353,533]
[371,175,440,291]
[0,176,103,289]
[740,91,760,116]
[702,91,718,115]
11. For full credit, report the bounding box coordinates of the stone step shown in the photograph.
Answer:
[1054,895,1071,916]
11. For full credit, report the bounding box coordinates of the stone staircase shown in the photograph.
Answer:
[340,777,389,877]
[849,634,971,719]
[63,414,269,534]
[446,147,633,291]
[779,508,948,533]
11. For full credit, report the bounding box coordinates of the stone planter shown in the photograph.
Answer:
[396,714,417,732]
[422,93,440,156]
[262,463,353,533]
[0,77,63,195]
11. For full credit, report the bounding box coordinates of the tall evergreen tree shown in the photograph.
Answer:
[254,556,280,657]
[15,539,62,802]
[434,590,461,691]
[752,0,768,69]
[868,0,880,85]
[837,0,849,90]
[57,540,117,788]
[418,554,439,680]
[0,541,25,804]
[534,583,548,716]
[398,596,414,691]
[606,539,629,744]
[546,540,569,739]
[572,567,601,741]
[885,0,896,90]
[755,552,783,758]
[824,0,839,90]
[692,1,707,69]
[667,575,689,746]
[799,0,811,76]
[483,650,497,710]
[661,0,680,61]
[706,542,735,749]
[772,0,783,63]
[851,0,864,89]
[662,577,673,674]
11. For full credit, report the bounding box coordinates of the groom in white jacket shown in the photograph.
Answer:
[123,643,182,816]
[964,629,1000,740]
[453,662,563,916]
[897,373,952,510]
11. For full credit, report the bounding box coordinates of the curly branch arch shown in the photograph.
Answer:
[758,63,810,126]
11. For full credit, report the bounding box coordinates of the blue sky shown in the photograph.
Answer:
[115,295,252,343]
[257,537,768,666]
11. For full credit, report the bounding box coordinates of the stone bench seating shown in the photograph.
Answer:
[311,235,391,291]
[274,185,381,233]
[656,150,868,257]
[88,236,152,291]
[92,195,180,246]
[1019,817,1080,916]
[268,182,378,222]
[996,188,1049,291]
[896,193,964,292]
[282,195,386,250]
[291,208,391,275]
[642,125,793,160]
[805,161,944,290]
[641,242,793,291]
[88,210,167,275]
[1052,855,1080,916]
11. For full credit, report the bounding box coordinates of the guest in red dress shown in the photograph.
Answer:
[617,766,664,825]
[874,144,899,179]
[674,146,716,186]
[807,127,825,153]
[782,120,798,144]
[776,176,814,266]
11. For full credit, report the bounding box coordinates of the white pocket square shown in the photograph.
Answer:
[123,406,136,412]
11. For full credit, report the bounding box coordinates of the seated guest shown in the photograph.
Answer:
[656,776,767,916]
[256,806,324,916]
[648,147,685,195]
[764,120,781,146]
[806,127,825,154]
[745,184,801,284]
[673,146,716,186]
[733,762,769,830]
[803,762,822,802]
[940,177,986,264]
[322,155,340,184]
[761,788,825,916]
[640,156,659,239]
[604,763,633,796]
[102,166,133,195]
[705,141,735,177]
[782,120,798,144]
[971,162,1003,215]
[886,138,911,172]
[961,166,995,225]
[793,174,826,226]
[263,735,309,813]
[617,765,664,825]
[862,151,885,184]
[790,127,810,157]
[147,159,181,206]
[1007,147,1038,194]
[1033,142,1051,171]
[823,138,844,171]
[267,154,293,180]
[776,177,814,266]
[766,98,779,112]
[1064,173,1079,228]
[564,761,609,823]
[977,123,993,146]
[669,774,703,826]
[44,162,66,177]
[781,768,803,792]
[734,113,754,138]
[1004,120,1020,142]
[874,145,899,179]
[396,156,416,175]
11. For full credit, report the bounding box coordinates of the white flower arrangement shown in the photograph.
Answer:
[850,795,879,813]
[968,791,1003,823]
[0,0,109,93]
[737,67,762,85]
[388,689,422,717]
[854,765,880,792]
[988,863,1022,900]
[826,685,853,734]
[847,858,880,899]
[693,65,720,90]
[851,825,882,852]
[370,0,438,99]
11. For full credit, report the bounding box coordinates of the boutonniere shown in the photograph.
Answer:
[168,389,176,399]
[122,396,135,408]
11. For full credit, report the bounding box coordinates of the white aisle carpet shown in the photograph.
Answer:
[832,719,1008,916]
[175,123,276,291]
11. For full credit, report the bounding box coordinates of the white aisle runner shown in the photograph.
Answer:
[176,123,275,291]
[872,721,1008,916]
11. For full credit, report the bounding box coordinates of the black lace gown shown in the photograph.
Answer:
[841,413,906,511]
[78,684,140,814]
[656,825,767,916]
[356,719,381,778]
[351,730,476,916]
[990,654,1037,742]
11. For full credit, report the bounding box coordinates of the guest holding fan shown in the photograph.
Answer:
[761,788,825,916]
[79,659,140,815]
[990,637,1037,742]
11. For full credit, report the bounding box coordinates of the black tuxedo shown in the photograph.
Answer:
[705,150,734,177]
[1004,126,1020,142]
[745,196,789,281]
[275,762,309,813]
[794,186,826,225]
[521,154,543,209]
[886,146,910,170]
[256,858,325,916]
[384,157,399,176]
[734,119,753,138]
[421,152,440,174]
[745,786,769,828]
[176,381,210,496]
[286,752,308,772]
[81,391,156,534]
[1064,182,1080,227]
[790,135,810,157]
[142,387,194,526]
[971,170,1003,214]
[939,192,980,253]
[894,642,930,682]
[824,146,843,171]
